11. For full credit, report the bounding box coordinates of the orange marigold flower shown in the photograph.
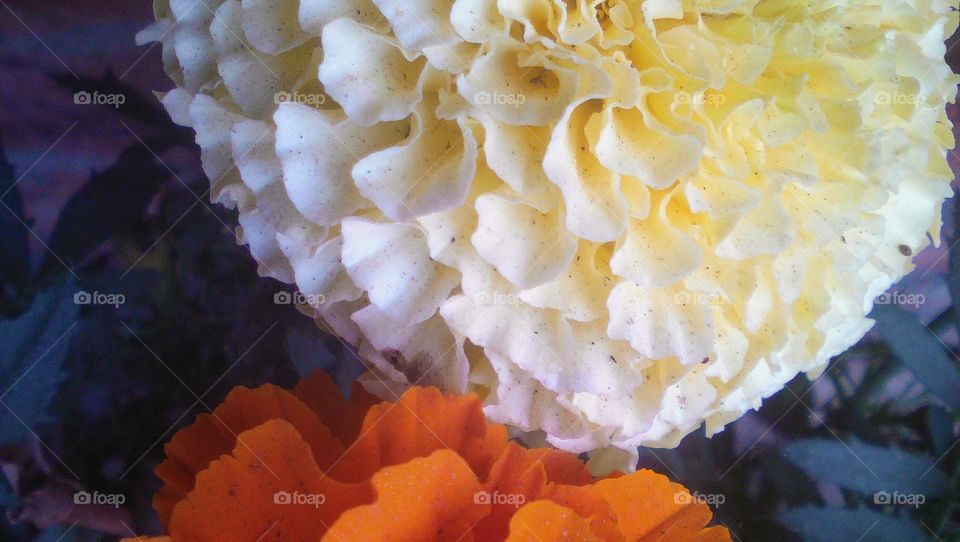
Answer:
[124,372,731,542]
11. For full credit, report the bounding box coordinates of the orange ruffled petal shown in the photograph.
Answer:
[505,501,604,542]
[544,484,623,541]
[293,371,380,444]
[128,373,732,542]
[321,449,488,542]
[594,472,732,542]
[168,419,370,542]
[153,383,346,526]
[331,386,509,483]
[473,443,551,540]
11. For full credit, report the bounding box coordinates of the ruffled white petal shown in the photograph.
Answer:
[341,218,460,324]
[319,18,427,126]
[274,103,407,225]
[352,100,478,220]
[146,0,960,474]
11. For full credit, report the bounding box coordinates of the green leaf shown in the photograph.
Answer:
[779,507,930,542]
[0,282,79,444]
[38,142,172,282]
[872,303,960,411]
[782,438,948,497]
[0,135,30,296]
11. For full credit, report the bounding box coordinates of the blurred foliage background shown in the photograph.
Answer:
[0,2,958,541]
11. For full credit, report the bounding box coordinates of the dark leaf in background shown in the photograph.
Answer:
[284,322,364,394]
[950,195,960,328]
[782,438,949,497]
[0,477,18,509]
[52,71,187,134]
[852,363,932,417]
[872,303,960,411]
[0,136,30,300]
[758,448,821,505]
[779,507,930,542]
[38,143,172,283]
[926,406,957,458]
[0,283,78,444]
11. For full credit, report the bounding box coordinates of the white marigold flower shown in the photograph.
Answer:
[140,0,960,471]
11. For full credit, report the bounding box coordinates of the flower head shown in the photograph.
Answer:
[122,372,731,541]
[140,0,960,467]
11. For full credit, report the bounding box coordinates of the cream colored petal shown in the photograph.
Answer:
[553,0,603,45]
[543,101,628,242]
[319,18,427,126]
[230,119,280,193]
[659,369,718,428]
[172,27,219,92]
[703,312,749,383]
[472,193,577,290]
[240,0,311,54]
[458,43,578,126]
[519,242,611,322]
[237,209,295,283]
[610,190,703,288]
[212,0,314,117]
[352,101,478,221]
[316,297,367,345]
[715,190,795,260]
[495,0,558,43]
[189,94,244,197]
[352,306,468,392]
[169,0,220,23]
[274,103,407,226]
[482,350,595,443]
[158,88,195,127]
[594,105,702,190]
[451,0,507,42]
[341,218,460,324]
[298,0,382,36]
[480,116,551,194]
[607,283,715,365]
[442,295,572,390]
[641,0,683,21]
[372,0,460,50]
[422,42,480,73]
[278,234,362,307]
[684,163,760,219]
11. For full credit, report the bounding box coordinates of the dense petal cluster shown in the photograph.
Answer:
[140,0,959,467]
[122,372,731,541]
